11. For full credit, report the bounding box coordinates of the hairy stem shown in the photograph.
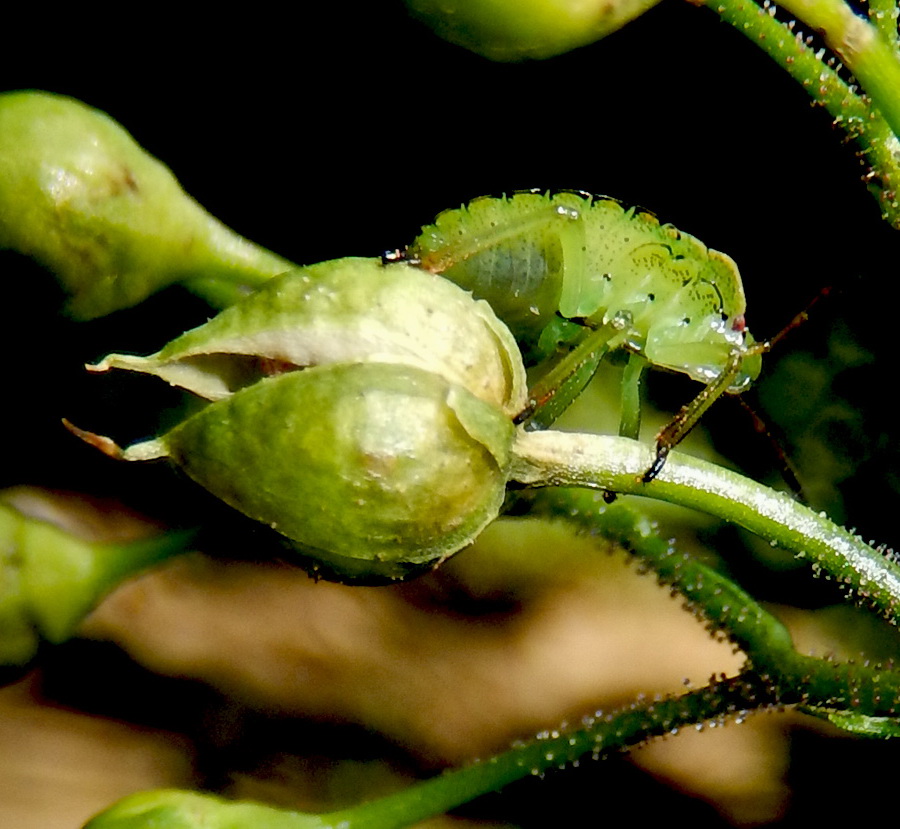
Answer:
[510,431,900,622]
[527,489,900,716]
[779,0,900,135]
[868,0,899,47]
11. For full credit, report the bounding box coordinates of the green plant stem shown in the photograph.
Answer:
[510,431,900,622]
[317,673,777,829]
[527,493,797,656]
[88,531,199,605]
[84,661,900,828]
[527,489,900,716]
[706,0,866,118]
[175,218,295,309]
[778,0,900,135]
[84,673,778,829]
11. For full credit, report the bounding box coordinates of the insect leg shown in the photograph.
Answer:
[643,286,832,484]
[619,353,648,441]
[642,348,748,483]
[515,319,621,431]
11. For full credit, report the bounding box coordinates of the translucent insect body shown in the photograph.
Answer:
[405,191,764,480]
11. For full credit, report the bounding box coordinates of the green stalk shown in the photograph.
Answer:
[510,431,900,623]
[528,489,900,721]
[776,0,900,136]
[527,493,797,657]
[85,660,900,828]
[85,674,779,829]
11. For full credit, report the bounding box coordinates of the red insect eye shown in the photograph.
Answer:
[731,314,746,332]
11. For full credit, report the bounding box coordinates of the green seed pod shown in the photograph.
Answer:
[0,90,290,318]
[89,256,528,416]
[404,0,662,61]
[120,362,516,582]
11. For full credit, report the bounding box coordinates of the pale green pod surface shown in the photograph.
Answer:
[127,362,515,582]
[405,0,663,61]
[0,91,290,318]
[90,257,528,416]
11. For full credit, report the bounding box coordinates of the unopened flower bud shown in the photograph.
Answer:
[0,90,290,318]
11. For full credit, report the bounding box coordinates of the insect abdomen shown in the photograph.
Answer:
[410,192,575,344]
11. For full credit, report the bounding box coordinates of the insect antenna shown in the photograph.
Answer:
[759,285,834,354]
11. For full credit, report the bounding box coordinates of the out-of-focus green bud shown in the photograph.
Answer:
[83,788,329,829]
[0,494,192,667]
[0,90,291,318]
[88,257,528,416]
[404,0,662,61]
[85,362,515,583]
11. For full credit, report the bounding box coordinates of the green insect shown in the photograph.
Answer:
[398,190,766,481]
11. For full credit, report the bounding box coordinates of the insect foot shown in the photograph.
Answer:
[71,257,527,583]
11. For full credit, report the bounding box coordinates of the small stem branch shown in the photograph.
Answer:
[511,431,900,622]
[704,0,867,121]
[85,660,900,828]
[85,674,781,829]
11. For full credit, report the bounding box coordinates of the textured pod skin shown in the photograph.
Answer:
[138,362,515,583]
[410,191,761,391]
[0,91,289,318]
[91,257,527,417]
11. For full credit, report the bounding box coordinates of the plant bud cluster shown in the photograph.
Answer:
[87,258,527,581]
